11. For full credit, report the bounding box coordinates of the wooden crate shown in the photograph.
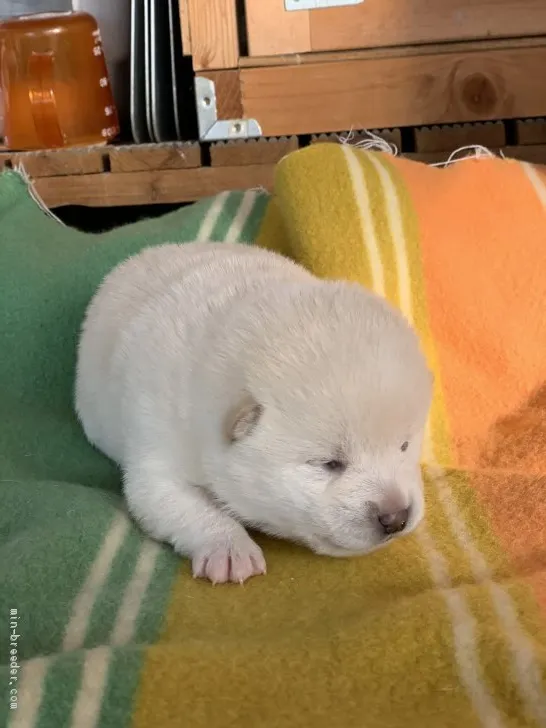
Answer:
[180,2,546,141]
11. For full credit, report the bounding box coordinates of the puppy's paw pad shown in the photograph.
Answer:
[192,538,266,584]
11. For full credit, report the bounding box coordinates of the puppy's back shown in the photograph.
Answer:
[75,242,311,462]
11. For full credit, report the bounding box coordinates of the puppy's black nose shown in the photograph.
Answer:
[378,508,409,535]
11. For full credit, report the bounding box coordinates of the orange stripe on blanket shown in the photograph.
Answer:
[391,155,546,618]
[390,156,546,468]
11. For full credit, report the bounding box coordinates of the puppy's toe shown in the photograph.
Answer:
[200,549,231,584]
[229,544,267,584]
[192,538,266,584]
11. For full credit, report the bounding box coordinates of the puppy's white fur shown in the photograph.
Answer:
[75,243,432,583]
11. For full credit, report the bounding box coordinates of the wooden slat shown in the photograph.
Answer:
[109,143,201,173]
[245,0,311,57]
[187,0,239,70]
[515,119,546,145]
[309,0,546,55]
[179,0,192,55]
[371,128,402,148]
[11,147,105,177]
[210,137,298,166]
[239,36,546,68]
[503,144,546,163]
[414,122,506,153]
[408,145,546,165]
[239,43,546,136]
[35,164,276,208]
[311,129,402,148]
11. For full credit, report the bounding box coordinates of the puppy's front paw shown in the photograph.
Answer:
[192,535,266,584]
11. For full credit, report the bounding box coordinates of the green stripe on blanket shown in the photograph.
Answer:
[0,175,268,728]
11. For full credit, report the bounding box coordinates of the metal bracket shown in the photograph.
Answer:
[194,77,262,142]
[285,0,363,10]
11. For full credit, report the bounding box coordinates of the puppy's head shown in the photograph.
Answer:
[221,281,433,557]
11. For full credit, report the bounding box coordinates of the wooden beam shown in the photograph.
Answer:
[187,0,239,70]
[310,128,402,148]
[239,42,546,136]
[7,147,106,177]
[414,122,506,153]
[210,137,298,166]
[109,143,201,173]
[35,164,275,208]
[515,118,546,145]
[408,145,546,165]
[503,144,546,164]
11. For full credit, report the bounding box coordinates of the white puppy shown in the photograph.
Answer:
[75,242,433,584]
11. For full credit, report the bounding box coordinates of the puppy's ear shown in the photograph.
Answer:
[224,393,263,443]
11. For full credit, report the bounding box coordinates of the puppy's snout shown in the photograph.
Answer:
[378,508,409,535]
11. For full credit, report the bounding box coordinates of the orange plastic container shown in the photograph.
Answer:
[0,11,119,151]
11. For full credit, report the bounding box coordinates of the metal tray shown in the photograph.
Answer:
[167,0,183,140]
[150,0,178,142]
[129,0,151,143]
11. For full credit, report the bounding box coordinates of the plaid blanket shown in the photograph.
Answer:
[2,141,546,728]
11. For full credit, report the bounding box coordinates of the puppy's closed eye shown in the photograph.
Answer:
[307,458,347,474]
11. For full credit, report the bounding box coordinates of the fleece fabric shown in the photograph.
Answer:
[1,144,546,728]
